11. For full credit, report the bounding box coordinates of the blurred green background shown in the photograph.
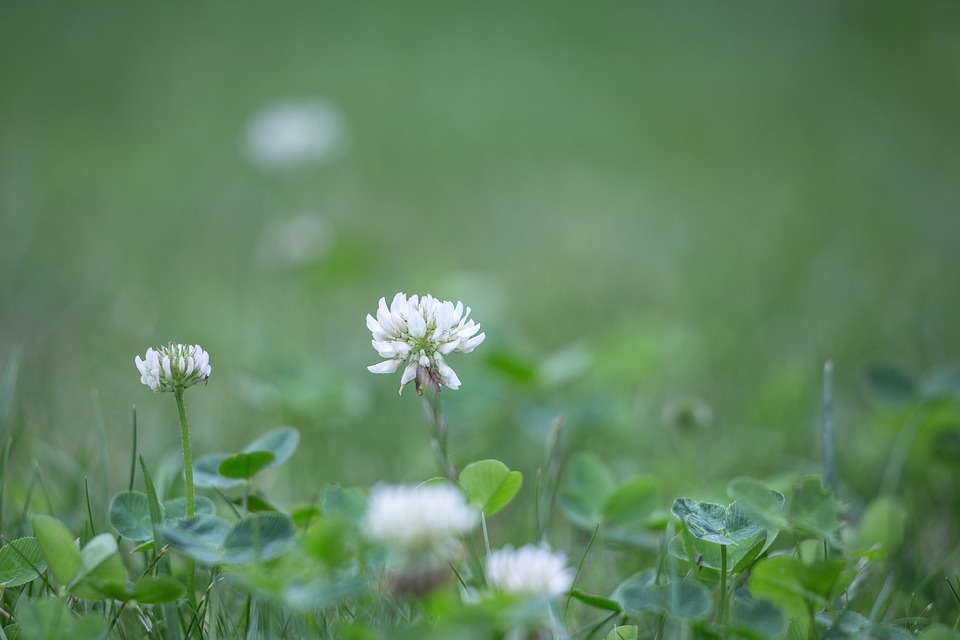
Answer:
[1,0,959,542]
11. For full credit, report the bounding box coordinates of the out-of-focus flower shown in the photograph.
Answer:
[366,293,485,394]
[243,100,345,169]
[363,484,476,561]
[136,343,211,393]
[661,395,714,431]
[486,544,573,598]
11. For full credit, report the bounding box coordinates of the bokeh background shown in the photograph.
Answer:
[1,0,959,556]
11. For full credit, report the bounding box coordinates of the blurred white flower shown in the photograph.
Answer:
[136,343,211,393]
[363,484,476,561]
[257,213,333,268]
[244,100,345,169]
[366,293,485,394]
[487,544,573,598]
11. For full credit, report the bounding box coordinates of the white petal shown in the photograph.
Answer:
[390,292,407,314]
[457,322,481,339]
[459,332,485,353]
[372,339,399,358]
[399,362,418,393]
[366,314,385,336]
[367,359,401,374]
[408,309,426,338]
[391,341,411,357]
[435,356,461,389]
[437,339,460,355]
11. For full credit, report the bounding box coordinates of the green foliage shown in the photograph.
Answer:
[750,554,856,639]
[863,363,918,407]
[852,495,908,558]
[14,597,108,640]
[727,477,788,530]
[558,452,660,529]
[816,611,915,640]
[458,459,522,517]
[69,533,126,600]
[194,454,246,490]
[218,451,276,479]
[568,589,622,612]
[194,427,300,489]
[605,625,638,640]
[788,476,844,544]
[322,484,367,523]
[558,451,613,528]
[668,527,769,573]
[920,625,960,640]
[109,490,153,541]
[600,476,660,526]
[670,498,762,546]
[0,537,46,587]
[131,575,186,604]
[729,596,786,640]
[611,570,711,621]
[159,512,295,565]
[243,427,300,469]
[223,512,295,564]
[110,490,216,542]
[31,514,81,585]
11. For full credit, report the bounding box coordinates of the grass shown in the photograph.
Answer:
[0,1,959,637]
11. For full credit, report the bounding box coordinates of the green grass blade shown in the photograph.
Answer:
[0,348,20,433]
[92,389,109,533]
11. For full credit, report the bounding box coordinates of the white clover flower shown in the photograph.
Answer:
[244,100,345,169]
[363,484,476,561]
[135,343,211,393]
[486,544,573,598]
[366,293,485,394]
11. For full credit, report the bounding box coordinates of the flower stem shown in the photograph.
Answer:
[717,545,728,625]
[175,391,195,517]
[174,390,198,615]
[420,376,456,482]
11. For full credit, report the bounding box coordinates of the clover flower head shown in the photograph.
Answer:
[135,343,211,393]
[363,484,476,562]
[244,99,345,169]
[366,292,485,394]
[486,544,573,598]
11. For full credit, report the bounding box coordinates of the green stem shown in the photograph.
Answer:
[175,391,195,517]
[421,381,456,482]
[175,390,198,618]
[718,545,728,625]
[565,521,601,617]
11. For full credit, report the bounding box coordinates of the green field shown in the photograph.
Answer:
[1,2,959,637]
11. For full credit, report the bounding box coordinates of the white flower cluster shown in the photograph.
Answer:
[487,544,573,598]
[244,100,345,169]
[135,343,211,393]
[366,293,485,394]
[363,484,476,563]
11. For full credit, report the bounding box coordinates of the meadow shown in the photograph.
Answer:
[0,2,959,638]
